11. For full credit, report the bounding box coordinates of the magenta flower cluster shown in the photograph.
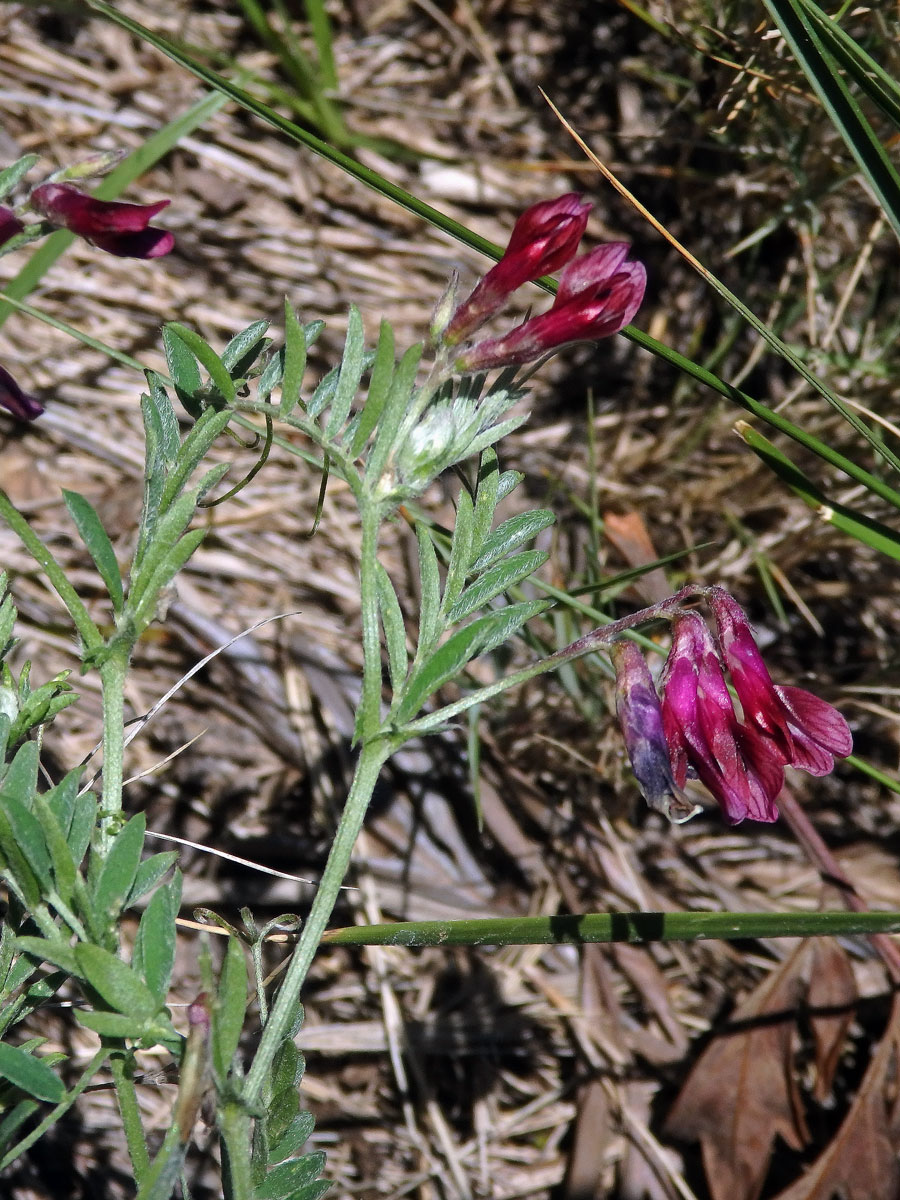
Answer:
[613,588,852,825]
[443,193,646,372]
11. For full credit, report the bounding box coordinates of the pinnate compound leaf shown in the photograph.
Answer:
[325,304,366,438]
[414,524,441,661]
[93,813,146,920]
[470,509,555,574]
[1,739,39,807]
[268,1112,315,1166]
[0,1042,64,1103]
[221,319,270,375]
[75,1010,152,1039]
[348,319,394,458]
[62,490,124,614]
[0,155,38,202]
[165,323,236,403]
[254,1152,327,1200]
[126,851,179,907]
[162,324,204,414]
[212,935,248,1078]
[133,870,181,1003]
[396,599,549,725]
[664,943,809,1200]
[376,564,407,691]
[73,944,159,1019]
[446,549,548,624]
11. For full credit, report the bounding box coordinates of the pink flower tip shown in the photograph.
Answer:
[30,182,174,259]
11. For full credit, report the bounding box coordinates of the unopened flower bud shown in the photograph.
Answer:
[444,193,592,344]
[458,243,646,372]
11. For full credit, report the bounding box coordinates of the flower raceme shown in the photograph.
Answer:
[458,242,646,371]
[30,182,174,259]
[613,591,852,825]
[0,365,43,421]
[444,193,592,345]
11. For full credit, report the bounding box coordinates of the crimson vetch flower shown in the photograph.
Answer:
[444,193,592,344]
[0,206,24,249]
[0,364,43,421]
[611,640,700,823]
[611,589,852,825]
[660,612,785,824]
[30,182,174,259]
[707,586,853,776]
[457,242,646,372]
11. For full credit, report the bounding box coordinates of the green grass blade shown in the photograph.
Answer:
[0,88,228,329]
[322,909,900,948]
[738,422,900,561]
[800,0,900,131]
[764,0,900,243]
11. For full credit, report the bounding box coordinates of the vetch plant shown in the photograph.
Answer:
[0,160,876,1200]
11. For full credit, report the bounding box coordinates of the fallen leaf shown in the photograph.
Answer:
[773,994,900,1200]
[664,945,809,1200]
[806,937,857,1103]
[603,510,672,605]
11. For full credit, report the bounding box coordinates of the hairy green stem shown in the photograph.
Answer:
[98,648,130,852]
[221,1101,255,1200]
[110,1051,150,1183]
[357,501,384,742]
[243,736,390,1106]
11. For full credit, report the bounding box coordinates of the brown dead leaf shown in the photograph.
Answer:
[806,938,857,1103]
[603,510,672,605]
[664,945,810,1200]
[773,994,900,1200]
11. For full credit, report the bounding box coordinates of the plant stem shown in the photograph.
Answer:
[110,1050,150,1183]
[243,736,390,1106]
[98,647,130,853]
[357,499,384,743]
[221,1101,254,1200]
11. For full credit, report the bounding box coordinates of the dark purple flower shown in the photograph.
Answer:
[30,182,174,259]
[708,587,853,776]
[0,206,24,249]
[0,364,43,421]
[445,193,592,343]
[660,613,784,824]
[457,242,646,371]
[611,640,699,823]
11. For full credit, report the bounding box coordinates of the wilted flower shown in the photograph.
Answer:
[457,242,646,372]
[0,364,43,421]
[611,640,700,823]
[30,182,174,259]
[708,586,853,776]
[445,193,592,344]
[0,206,24,249]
